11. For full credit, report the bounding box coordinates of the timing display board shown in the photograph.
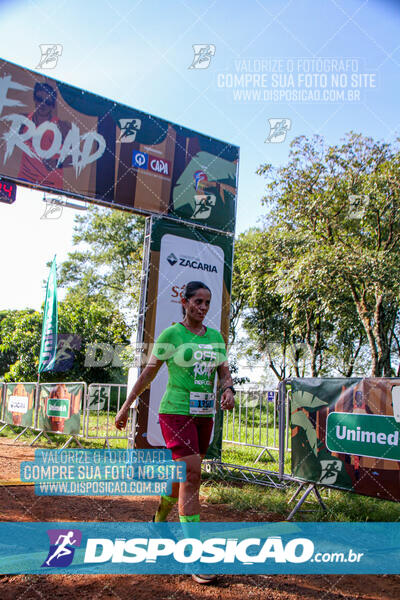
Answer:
[0,58,239,232]
[0,178,17,204]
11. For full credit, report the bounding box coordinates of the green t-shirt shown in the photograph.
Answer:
[152,322,227,416]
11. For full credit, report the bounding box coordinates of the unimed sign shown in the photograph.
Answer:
[0,58,239,233]
[326,413,400,461]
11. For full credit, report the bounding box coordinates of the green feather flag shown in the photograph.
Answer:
[38,256,58,373]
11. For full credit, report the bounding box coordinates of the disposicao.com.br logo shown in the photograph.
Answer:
[84,534,316,565]
[0,522,396,575]
[81,534,364,567]
[41,528,321,569]
[39,524,367,574]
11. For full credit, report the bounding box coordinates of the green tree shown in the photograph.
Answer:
[57,295,131,384]
[233,229,314,381]
[257,132,400,377]
[0,309,42,382]
[0,297,131,383]
[58,206,145,329]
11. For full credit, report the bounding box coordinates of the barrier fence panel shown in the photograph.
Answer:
[0,383,5,428]
[29,382,87,448]
[0,381,134,447]
[289,377,400,501]
[205,387,289,489]
[85,383,134,446]
[222,389,290,464]
[2,382,36,440]
[36,381,86,434]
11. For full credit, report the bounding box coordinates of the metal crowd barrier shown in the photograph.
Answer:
[222,388,290,463]
[0,381,37,439]
[0,383,291,472]
[0,381,136,448]
[34,381,87,448]
[85,383,135,446]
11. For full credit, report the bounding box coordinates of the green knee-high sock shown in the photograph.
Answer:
[179,514,201,556]
[179,514,200,522]
[154,495,178,522]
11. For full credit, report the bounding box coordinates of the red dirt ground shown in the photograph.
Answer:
[0,438,399,600]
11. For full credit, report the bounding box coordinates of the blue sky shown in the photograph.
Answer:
[1,0,399,310]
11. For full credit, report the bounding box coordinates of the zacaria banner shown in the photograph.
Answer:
[132,216,234,458]
[0,58,239,232]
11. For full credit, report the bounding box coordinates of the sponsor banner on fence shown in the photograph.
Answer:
[4,383,36,427]
[133,217,233,458]
[0,522,398,574]
[38,383,84,435]
[0,58,239,232]
[291,378,400,501]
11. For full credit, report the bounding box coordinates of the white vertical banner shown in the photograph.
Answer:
[147,233,225,445]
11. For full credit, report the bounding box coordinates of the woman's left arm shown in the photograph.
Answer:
[217,362,235,410]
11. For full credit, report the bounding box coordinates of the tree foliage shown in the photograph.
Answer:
[233,132,400,379]
[0,297,131,383]
[58,206,145,329]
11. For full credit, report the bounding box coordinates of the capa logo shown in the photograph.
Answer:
[42,529,82,568]
[167,253,178,266]
[149,156,171,176]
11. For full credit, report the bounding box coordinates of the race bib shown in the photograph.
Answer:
[189,392,215,415]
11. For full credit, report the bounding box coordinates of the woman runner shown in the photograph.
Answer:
[115,281,235,584]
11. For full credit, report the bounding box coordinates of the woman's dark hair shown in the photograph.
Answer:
[182,281,211,316]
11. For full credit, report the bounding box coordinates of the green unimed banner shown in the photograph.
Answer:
[326,413,400,461]
[290,378,400,502]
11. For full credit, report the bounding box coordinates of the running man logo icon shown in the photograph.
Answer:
[54,334,82,372]
[188,45,216,69]
[117,118,142,143]
[40,198,64,220]
[42,529,82,568]
[192,194,216,219]
[36,45,63,69]
[319,460,342,486]
[265,118,291,143]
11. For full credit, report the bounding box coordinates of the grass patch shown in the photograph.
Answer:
[221,441,291,474]
[201,480,290,516]
[201,479,400,521]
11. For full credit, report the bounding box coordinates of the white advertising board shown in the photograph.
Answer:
[147,233,225,445]
[8,395,28,414]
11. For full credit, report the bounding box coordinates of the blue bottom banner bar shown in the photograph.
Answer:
[0,522,398,574]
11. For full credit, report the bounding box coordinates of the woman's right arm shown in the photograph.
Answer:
[115,355,164,430]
